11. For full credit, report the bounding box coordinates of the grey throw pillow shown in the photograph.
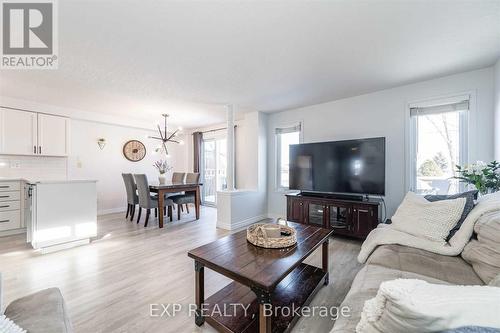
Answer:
[425,190,478,241]
[489,274,500,287]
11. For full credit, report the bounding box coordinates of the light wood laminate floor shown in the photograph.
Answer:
[0,206,362,333]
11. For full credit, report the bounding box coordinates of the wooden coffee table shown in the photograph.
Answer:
[187,222,333,333]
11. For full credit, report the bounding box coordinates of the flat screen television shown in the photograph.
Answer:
[289,137,386,196]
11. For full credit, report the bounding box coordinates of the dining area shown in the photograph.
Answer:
[121,172,203,228]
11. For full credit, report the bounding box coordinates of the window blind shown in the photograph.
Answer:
[275,123,301,134]
[410,100,469,117]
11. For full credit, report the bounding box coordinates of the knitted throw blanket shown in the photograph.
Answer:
[358,192,500,264]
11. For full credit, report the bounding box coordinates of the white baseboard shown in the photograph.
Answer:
[217,214,268,231]
[38,239,90,254]
[267,213,285,220]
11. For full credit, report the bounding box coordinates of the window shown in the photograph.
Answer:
[276,124,301,189]
[201,135,226,206]
[409,98,469,195]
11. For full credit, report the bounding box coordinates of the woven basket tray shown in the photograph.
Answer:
[247,219,297,249]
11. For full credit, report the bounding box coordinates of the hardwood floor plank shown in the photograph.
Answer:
[0,207,362,333]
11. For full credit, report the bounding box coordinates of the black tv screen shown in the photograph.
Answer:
[289,137,385,195]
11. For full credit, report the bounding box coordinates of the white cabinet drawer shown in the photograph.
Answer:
[0,201,20,211]
[0,211,21,231]
[0,182,20,192]
[0,191,20,202]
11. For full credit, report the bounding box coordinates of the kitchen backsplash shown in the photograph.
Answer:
[0,155,67,181]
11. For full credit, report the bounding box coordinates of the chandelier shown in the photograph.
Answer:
[149,114,183,155]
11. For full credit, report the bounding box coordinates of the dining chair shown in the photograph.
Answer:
[170,173,200,220]
[168,172,187,211]
[134,174,174,227]
[172,172,186,183]
[122,173,138,222]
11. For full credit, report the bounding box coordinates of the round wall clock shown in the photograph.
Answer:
[123,140,146,162]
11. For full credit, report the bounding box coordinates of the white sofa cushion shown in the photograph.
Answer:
[356,279,500,333]
[461,209,500,284]
[391,192,466,244]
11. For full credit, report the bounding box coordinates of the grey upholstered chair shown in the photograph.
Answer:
[134,174,174,227]
[167,172,187,209]
[122,173,138,221]
[171,173,200,220]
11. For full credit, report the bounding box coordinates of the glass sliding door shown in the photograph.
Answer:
[203,140,217,205]
[216,139,227,195]
[202,137,227,206]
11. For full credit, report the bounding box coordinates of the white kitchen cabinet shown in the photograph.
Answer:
[28,181,97,252]
[0,107,70,156]
[0,108,37,155]
[37,113,70,156]
[0,180,25,236]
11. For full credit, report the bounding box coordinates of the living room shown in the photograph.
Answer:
[1,1,500,333]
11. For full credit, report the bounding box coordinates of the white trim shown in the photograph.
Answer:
[405,91,474,193]
[267,212,284,220]
[38,238,90,254]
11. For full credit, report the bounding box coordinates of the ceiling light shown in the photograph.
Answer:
[148,114,181,155]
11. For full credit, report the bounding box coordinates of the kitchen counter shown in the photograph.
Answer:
[28,180,98,185]
[0,179,98,241]
[27,180,97,253]
[0,177,30,182]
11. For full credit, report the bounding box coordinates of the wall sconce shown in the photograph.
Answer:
[97,138,106,150]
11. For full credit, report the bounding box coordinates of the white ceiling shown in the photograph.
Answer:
[1,0,500,128]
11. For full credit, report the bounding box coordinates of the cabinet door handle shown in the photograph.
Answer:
[0,195,9,198]
[39,146,41,154]
[0,220,9,223]
[0,186,8,189]
[0,205,9,208]
[34,145,37,154]
[358,209,369,213]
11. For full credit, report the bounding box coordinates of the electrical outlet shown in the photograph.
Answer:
[76,161,83,168]
[10,160,21,169]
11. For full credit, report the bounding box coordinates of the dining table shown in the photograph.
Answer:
[149,181,203,228]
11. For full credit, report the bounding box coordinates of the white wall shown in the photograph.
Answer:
[495,58,500,160]
[68,119,188,214]
[235,112,269,190]
[216,111,268,230]
[267,67,496,218]
[186,111,262,190]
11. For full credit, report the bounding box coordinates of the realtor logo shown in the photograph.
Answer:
[1,0,58,69]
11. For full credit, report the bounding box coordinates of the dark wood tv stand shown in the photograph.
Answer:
[286,192,380,239]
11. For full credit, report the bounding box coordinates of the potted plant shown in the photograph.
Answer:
[153,160,173,184]
[454,161,500,195]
